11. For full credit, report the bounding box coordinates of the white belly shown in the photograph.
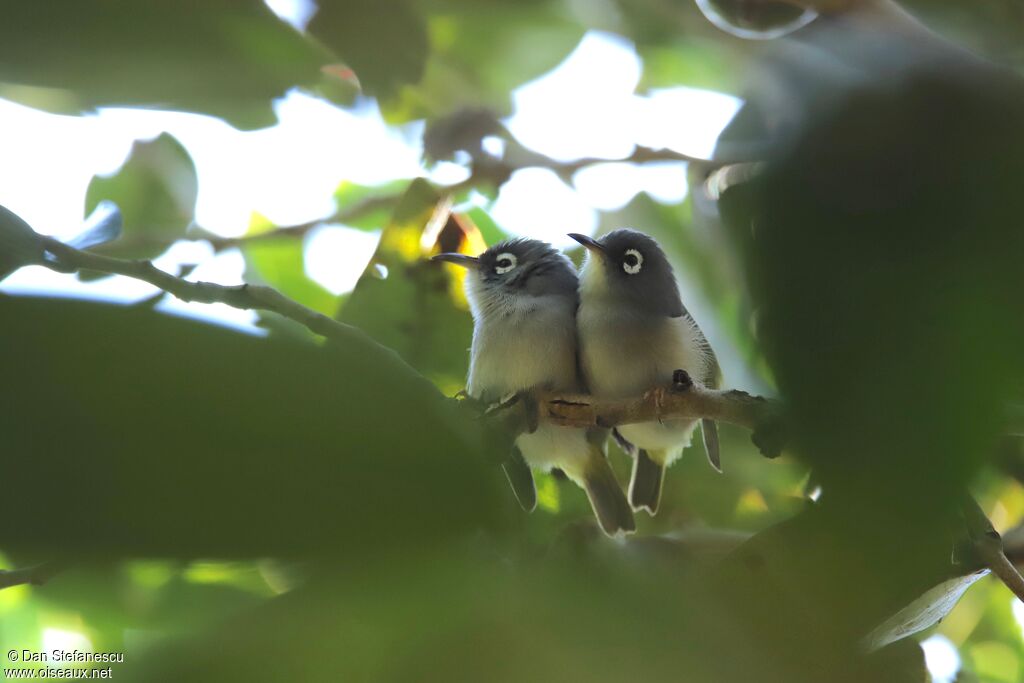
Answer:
[617,420,697,465]
[579,305,708,460]
[516,424,592,484]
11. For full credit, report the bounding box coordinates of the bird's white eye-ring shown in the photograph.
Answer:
[622,248,643,275]
[494,252,517,274]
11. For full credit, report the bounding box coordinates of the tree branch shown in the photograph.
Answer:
[541,381,775,434]
[0,561,64,590]
[40,238,408,367]
[961,496,1024,603]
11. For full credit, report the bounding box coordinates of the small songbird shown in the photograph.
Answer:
[570,229,721,515]
[433,238,635,537]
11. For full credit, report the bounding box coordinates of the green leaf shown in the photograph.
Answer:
[382,3,584,121]
[85,133,197,262]
[242,213,341,318]
[0,1,333,128]
[332,180,406,231]
[0,204,43,280]
[338,179,486,389]
[864,570,988,650]
[308,0,428,98]
[0,295,507,558]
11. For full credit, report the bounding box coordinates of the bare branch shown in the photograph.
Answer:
[40,238,406,365]
[962,496,1024,603]
[541,383,775,434]
[0,561,64,590]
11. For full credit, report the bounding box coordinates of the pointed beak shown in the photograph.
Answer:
[432,253,480,268]
[568,233,606,255]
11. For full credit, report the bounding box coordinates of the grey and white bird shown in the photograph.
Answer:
[570,229,721,516]
[433,238,635,537]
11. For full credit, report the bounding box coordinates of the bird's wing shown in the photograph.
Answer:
[676,308,723,472]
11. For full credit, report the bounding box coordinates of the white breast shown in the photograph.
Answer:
[467,294,579,401]
[577,301,709,457]
[578,303,709,398]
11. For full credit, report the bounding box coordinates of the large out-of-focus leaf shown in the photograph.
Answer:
[0,1,333,128]
[338,179,486,389]
[85,133,197,262]
[242,213,340,318]
[0,204,43,280]
[0,295,507,557]
[382,3,584,121]
[120,540,930,683]
[309,0,428,98]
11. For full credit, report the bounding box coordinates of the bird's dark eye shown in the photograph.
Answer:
[494,252,517,274]
[622,248,643,275]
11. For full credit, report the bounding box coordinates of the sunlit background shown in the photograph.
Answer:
[3,1,1024,681]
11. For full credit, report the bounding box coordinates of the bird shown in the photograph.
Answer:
[570,229,721,516]
[433,238,635,537]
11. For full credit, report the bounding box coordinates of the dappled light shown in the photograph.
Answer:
[2,1,1024,682]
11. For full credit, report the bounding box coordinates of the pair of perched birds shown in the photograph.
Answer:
[434,229,720,537]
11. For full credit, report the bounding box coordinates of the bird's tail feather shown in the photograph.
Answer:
[501,447,537,512]
[629,449,665,515]
[582,449,635,537]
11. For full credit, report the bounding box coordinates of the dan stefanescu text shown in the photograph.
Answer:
[14,650,123,664]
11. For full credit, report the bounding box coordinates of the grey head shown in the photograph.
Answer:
[569,229,684,318]
[433,238,579,317]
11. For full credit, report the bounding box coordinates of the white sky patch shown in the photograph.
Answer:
[304,226,382,295]
[573,161,688,211]
[506,31,640,162]
[1013,597,1024,637]
[491,168,597,247]
[0,267,160,304]
[633,86,742,160]
[636,162,690,204]
[0,99,130,239]
[42,629,92,664]
[920,634,961,683]
[428,161,472,186]
[264,0,317,30]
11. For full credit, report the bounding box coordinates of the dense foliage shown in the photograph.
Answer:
[2,1,1024,681]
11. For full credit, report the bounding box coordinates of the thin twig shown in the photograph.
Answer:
[961,496,1024,603]
[40,238,407,366]
[0,561,65,590]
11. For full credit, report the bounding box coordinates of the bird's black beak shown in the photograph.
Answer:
[567,233,607,255]
[432,253,480,268]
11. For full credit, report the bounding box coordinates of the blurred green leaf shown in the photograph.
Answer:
[242,213,340,318]
[85,133,197,262]
[0,295,507,558]
[338,179,485,388]
[382,3,584,121]
[309,0,428,98]
[332,180,407,231]
[0,1,333,128]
